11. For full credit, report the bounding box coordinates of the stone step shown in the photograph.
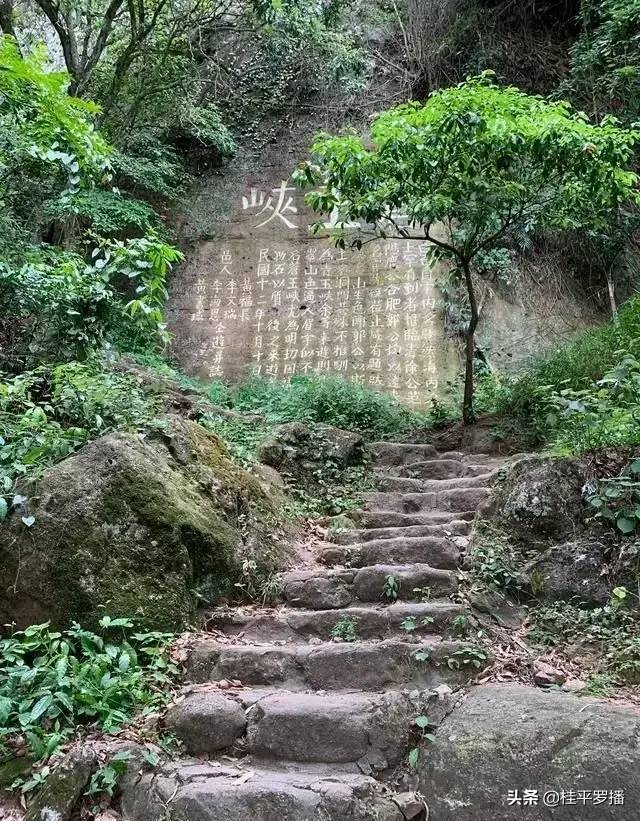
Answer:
[394,458,466,480]
[165,689,421,767]
[186,637,474,691]
[121,760,421,821]
[317,536,460,569]
[331,519,472,544]
[436,450,465,460]
[386,459,501,480]
[367,441,438,466]
[364,487,491,514]
[375,473,495,493]
[247,691,414,765]
[281,564,456,609]
[439,451,505,463]
[206,601,464,642]
[353,508,478,530]
[165,689,419,770]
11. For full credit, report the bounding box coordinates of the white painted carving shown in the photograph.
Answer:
[242,181,299,228]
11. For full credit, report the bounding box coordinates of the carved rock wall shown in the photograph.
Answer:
[168,162,460,408]
[168,129,601,404]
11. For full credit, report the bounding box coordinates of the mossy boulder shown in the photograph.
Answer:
[483,455,589,542]
[256,422,364,490]
[0,417,285,631]
[24,748,95,821]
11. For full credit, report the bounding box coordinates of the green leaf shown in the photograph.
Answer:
[616,516,637,534]
[0,696,13,725]
[142,749,160,767]
[0,498,7,521]
[25,731,46,760]
[30,694,53,722]
[55,691,73,712]
[408,747,420,769]
[415,715,429,729]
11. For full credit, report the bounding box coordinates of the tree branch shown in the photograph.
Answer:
[33,0,81,83]
[81,0,126,84]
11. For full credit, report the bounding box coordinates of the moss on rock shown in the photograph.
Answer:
[0,418,287,632]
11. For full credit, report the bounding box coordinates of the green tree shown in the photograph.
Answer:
[0,35,181,367]
[0,34,110,256]
[565,0,640,126]
[1,0,370,200]
[295,73,640,423]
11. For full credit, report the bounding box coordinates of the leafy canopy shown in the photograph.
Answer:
[297,73,640,263]
[0,36,110,189]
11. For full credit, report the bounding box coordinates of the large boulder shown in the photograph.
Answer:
[0,417,285,631]
[257,422,364,489]
[517,538,611,604]
[419,683,640,820]
[483,455,589,542]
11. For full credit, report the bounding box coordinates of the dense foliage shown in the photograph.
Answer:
[0,37,183,517]
[0,0,373,201]
[0,363,160,500]
[219,374,426,439]
[296,73,640,422]
[492,297,640,453]
[565,0,640,125]
[0,619,177,765]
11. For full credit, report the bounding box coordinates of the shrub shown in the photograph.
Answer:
[0,362,159,493]
[230,374,426,440]
[0,619,177,763]
[492,298,640,450]
[504,298,640,418]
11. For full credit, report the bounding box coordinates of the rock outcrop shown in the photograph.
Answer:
[483,455,589,542]
[471,454,625,605]
[256,421,364,490]
[517,538,612,603]
[419,683,640,820]
[0,417,286,631]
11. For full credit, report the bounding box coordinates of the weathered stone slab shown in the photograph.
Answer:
[419,683,640,820]
[164,691,247,753]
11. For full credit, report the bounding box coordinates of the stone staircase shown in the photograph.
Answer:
[122,442,510,821]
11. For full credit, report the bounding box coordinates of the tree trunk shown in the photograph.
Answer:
[0,0,19,42]
[461,259,479,425]
[606,269,618,320]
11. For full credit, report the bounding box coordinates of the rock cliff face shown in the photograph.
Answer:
[0,417,286,631]
[168,115,602,406]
